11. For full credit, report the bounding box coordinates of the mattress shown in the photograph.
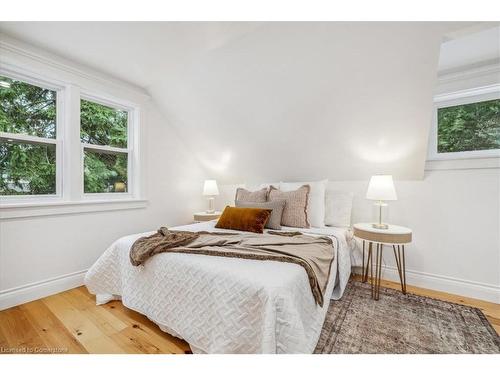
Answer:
[84,221,352,353]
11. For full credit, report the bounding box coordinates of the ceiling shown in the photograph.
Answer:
[0,22,264,90]
[0,21,482,94]
[0,22,489,181]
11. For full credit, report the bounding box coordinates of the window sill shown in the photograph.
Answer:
[0,198,148,220]
[425,157,500,171]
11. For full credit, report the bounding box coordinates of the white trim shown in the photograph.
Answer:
[425,157,500,171]
[80,92,138,198]
[433,84,500,104]
[0,63,66,91]
[0,132,57,145]
[81,91,139,113]
[0,67,65,202]
[0,269,87,311]
[83,143,129,154]
[0,199,148,219]
[437,60,500,85]
[3,263,497,311]
[427,84,500,162]
[1,54,144,207]
[353,266,500,304]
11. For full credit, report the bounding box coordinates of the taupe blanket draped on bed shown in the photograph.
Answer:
[130,228,336,306]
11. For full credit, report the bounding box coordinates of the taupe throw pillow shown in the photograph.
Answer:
[235,199,286,230]
[268,185,310,228]
[235,187,268,203]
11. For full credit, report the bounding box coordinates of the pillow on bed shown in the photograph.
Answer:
[324,190,354,227]
[279,180,327,228]
[234,187,268,203]
[268,185,310,228]
[215,206,272,233]
[235,199,286,230]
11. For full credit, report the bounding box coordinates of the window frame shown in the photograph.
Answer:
[0,66,142,207]
[428,84,500,161]
[0,69,64,201]
[79,92,136,200]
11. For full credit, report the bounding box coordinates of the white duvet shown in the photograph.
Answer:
[84,221,352,354]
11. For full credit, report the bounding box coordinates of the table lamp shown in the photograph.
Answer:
[203,180,219,214]
[366,175,397,229]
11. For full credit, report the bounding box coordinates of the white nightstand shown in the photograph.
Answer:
[353,223,412,300]
[193,211,222,223]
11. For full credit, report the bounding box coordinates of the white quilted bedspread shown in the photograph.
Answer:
[84,222,352,354]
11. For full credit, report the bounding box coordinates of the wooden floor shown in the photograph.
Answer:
[1,278,498,354]
[0,286,191,354]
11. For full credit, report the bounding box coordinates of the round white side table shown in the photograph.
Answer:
[353,223,412,300]
[193,211,222,223]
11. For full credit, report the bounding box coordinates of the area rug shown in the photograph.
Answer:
[315,280,500,354]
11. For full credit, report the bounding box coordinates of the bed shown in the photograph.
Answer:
[84,220,353,354]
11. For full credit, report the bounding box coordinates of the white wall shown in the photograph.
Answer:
[150,22,455,182]
[1,25,498,309]
[215,168,500,303]
[332,171,500,303]
[0,102,206,310]
[0,22,466,181]
[0,40,207,309]
[213,57,500,303]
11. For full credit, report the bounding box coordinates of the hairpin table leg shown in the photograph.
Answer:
[392,244,407,294]
[374,243,383,300]
[369,242,374,299]
[401,245,406,294]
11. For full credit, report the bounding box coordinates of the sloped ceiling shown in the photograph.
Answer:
[0,22,473,182]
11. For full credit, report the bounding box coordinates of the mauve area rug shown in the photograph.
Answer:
[315,280,500,354]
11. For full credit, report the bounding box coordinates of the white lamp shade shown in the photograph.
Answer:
[366,175,397,201]
[203,180,219,196]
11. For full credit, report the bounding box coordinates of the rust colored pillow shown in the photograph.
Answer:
[215,206,272,234]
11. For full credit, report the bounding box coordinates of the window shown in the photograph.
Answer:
[80,98,130,194]
[438,99,500,153]
[429,86,500,160]
[0,67,140,208]
[0,75,59,196]
[0,54,144,218]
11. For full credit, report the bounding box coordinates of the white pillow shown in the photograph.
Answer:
[259,182,280,189]
[244,182,279,191]
[324,190,354,227]
[279,180,328,228]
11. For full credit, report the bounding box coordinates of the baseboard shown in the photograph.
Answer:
[352,265,500,304]
[1,265,498,311]
[0,269,87,311]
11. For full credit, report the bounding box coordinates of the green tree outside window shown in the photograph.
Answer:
[0,75,57,195]
[437,99,500,153]
[0,75,130,196]
[81,99,128,193]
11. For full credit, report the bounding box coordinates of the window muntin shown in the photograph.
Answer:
[437,98,500,154]
[0,75,58,196]
[80,98,130,194]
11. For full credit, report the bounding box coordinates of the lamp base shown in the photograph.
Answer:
[206,197,215,214]
[372,223,389,230]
